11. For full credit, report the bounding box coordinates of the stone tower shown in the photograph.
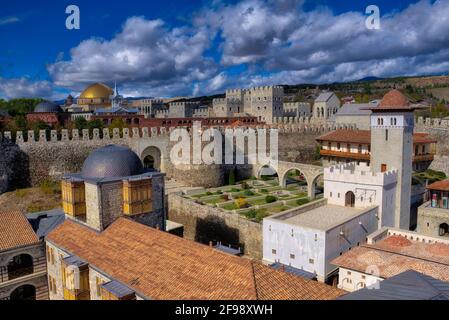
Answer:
[368,90,420,230]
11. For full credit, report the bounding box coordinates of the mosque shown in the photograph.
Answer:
[76,82,124,111]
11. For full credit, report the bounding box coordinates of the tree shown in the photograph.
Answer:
[74,117,88,130]
[108,118,125,135]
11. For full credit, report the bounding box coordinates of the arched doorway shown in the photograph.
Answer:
[439,223,449,237]
[10,285,36,300]
[7,254,33,280]
[141,146,162,171]
[143,155,155,169]
[345,191,355,208]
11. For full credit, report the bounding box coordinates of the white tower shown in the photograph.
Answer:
[367,90,420,230]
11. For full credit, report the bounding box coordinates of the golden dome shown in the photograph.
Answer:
[80,83,114,99]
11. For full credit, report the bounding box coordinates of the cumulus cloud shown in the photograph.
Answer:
[199,0,449,85]
[48,16,217,96]
[43,0,449,98]
[0,78,54,99]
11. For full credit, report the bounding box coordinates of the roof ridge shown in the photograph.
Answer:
[249,261,260,300]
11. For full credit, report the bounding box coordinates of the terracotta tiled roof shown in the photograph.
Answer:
[47,218,344,300]
[332,236,449,282]
[427,179,449,192]
[378,90,410,109]
[0,211,39,252]
[316,129,436,144]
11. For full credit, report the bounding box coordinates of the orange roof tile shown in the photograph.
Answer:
[0,211,39,252]
[378,90,410,109]
[332,236,449,282]
[316,129,436,144]
[47,218,344,300]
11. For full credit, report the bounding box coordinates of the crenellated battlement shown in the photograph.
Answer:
[416,116,449,130]
[325,162,398,186]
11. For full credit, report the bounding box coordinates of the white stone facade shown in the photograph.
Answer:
[324,162,398,228]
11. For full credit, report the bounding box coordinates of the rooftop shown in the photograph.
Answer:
[339,270,449,300]
[335,103,373,116]
[47,218,344,300]
[0,211,39,252]
[315,92,335,103]
[316,129,437,144]
[427,179,449,192]
[332,235,449,282]
[269,203,371,231]
[27,209,65,240]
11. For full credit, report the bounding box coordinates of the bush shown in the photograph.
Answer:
[260,189,269,193]
[241,182,250,190]
[215,190,223,195]
[206,191,213,196]
[39,180,61,195]
[243,209,257,220]
[243,190,255,197]
[230,188,240,192]
[296,198,309,206]
[15,189,28,198]
[265,195,277,203]
[235,198,249,209]
[250,176,257,180]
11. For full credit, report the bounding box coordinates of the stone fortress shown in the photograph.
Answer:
[262,90,438,284]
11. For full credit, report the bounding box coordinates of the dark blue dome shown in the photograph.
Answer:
[34,101,62,113]
[81,145,144,179]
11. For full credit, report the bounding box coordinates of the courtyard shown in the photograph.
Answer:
[182,172,324,222]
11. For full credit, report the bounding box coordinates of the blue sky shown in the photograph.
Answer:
[0,0,447,99]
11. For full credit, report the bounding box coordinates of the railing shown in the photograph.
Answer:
[320,149,370,160]
[412,154,435,162]
[0,266,34,283]
[320,149,435,163]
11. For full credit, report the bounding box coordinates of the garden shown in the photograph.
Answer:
[183,172,322,223]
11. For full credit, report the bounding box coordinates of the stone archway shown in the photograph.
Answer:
[257,165,279,181]
[10,284,36,300]
[7,254,33,280]
[141,146,162,171]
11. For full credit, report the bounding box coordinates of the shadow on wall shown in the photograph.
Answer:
[194,215,244,252]
[0,141,31,192]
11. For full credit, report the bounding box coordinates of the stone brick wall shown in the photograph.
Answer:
[0,123,346,193]
[167,193,263,259]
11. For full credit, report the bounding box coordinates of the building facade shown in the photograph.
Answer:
[0,211,48,300]
[417,180,449,237]
[316,129,436,171]
[313,92,341,119]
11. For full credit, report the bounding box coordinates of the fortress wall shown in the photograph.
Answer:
[168,193,263,259]
[0,123,340,192]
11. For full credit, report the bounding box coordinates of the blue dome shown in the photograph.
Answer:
[81,145,144,179]
[34,101,62,113]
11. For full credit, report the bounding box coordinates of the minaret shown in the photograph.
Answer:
[367,90,422,230]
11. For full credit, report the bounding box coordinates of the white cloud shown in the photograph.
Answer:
[43,0,449,97]
[0,78,55,100]
[48,16,217,97]
[0,16,20,26]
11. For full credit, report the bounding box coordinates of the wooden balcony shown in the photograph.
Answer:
[320,149,370,161]
[412,154,435,162]
[320,149,435,163]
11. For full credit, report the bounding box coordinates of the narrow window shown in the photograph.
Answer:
[385,129,388,141]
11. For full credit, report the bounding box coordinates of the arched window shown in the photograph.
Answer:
[394,118,397,125]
